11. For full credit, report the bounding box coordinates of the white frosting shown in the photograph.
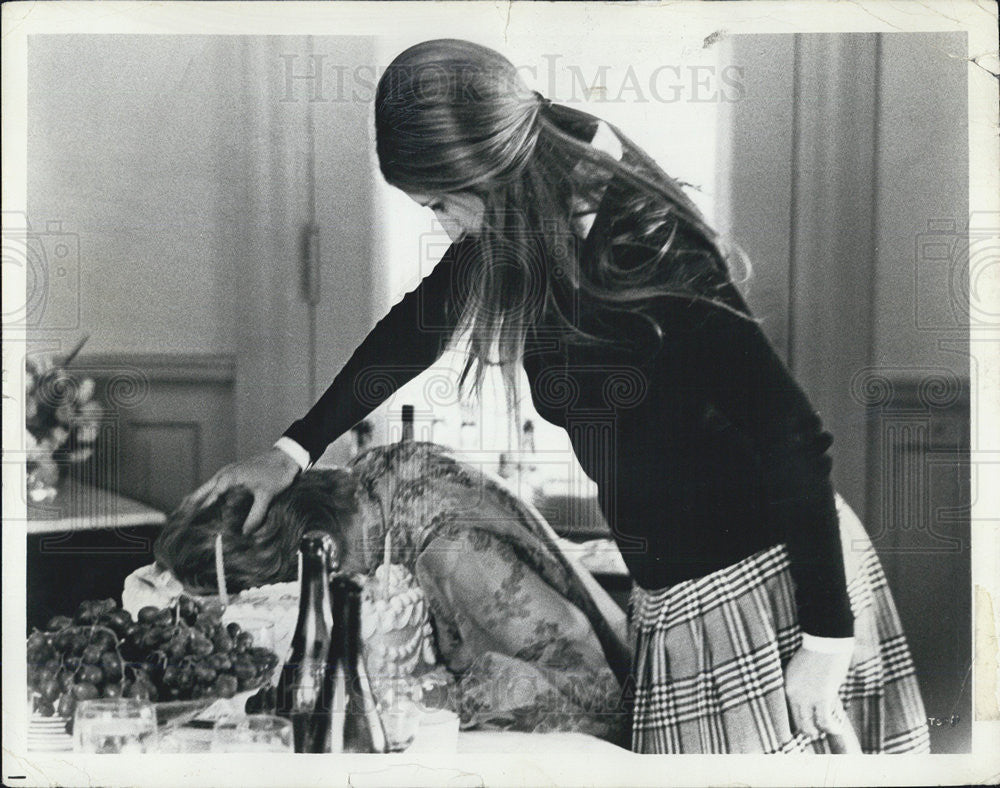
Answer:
[220,582,300,664]
[369,563,415,598]
[360,564,437,679]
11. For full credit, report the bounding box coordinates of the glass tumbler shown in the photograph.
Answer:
[232,616,276,651]
[73,698,157,753]
[210,715,294,753]
[373,677,424,752]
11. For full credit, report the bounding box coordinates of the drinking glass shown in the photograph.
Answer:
[210,715,294,753]
[373,677,423,752]
[73,699,157,753]
[233,616,275,652]
[156,724,214,753]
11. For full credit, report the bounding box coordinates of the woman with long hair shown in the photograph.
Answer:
[185,39,928,753]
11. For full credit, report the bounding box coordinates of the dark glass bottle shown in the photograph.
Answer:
[275,531,337,753]
[320,575,388,753]
[400,404,414,442]
[350,419,374,457]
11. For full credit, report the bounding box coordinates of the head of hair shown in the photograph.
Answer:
[153,469,360,595]
[375,39,754,421]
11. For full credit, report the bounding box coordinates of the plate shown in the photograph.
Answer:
[28,714,72,752]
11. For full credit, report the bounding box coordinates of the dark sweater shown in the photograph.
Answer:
[283,178,854,641]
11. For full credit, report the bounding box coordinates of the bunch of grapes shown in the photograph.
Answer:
[27,596,280,728]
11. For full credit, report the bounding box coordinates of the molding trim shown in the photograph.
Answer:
[73,353,236,385]
[857,373,970,417]
[863,372,970,554]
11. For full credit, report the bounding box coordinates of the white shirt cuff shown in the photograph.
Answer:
[273,437,311,471]
[800,633,856,654]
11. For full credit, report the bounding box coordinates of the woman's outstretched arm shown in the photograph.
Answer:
[184,238,474,531]
[281,237,472,464]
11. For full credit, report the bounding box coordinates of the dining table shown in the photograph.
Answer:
[26,477,167,630]
[24,476,634,758]
[31,705,631,756]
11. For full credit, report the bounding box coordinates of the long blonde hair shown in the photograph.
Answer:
[375,39,753,418]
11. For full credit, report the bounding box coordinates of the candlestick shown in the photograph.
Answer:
[382,531,392,599]
[215,532,229,607]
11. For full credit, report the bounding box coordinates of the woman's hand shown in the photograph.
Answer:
[783,645,853,739]
[182,448,301,534]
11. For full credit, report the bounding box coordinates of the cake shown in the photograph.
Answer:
[359,563,437,683]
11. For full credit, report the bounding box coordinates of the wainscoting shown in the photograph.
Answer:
[863,373,970,753]
[75,353,237,513]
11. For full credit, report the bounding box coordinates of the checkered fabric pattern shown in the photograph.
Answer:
[629,496,930,754]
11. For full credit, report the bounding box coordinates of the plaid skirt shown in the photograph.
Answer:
[629,494,930,754]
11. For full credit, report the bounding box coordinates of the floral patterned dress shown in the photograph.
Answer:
[347,441,630,744]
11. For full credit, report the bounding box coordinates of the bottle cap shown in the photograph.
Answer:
[301,530,340,570]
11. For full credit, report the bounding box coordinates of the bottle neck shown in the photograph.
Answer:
[295,551,333,635]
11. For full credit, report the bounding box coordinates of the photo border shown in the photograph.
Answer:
[3,2,997,785]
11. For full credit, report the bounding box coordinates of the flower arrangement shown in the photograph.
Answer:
[25,337,103,502]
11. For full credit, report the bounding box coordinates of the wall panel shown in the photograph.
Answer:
[863,376,970,752]
[717,32,970,752]
[77,353,236,511]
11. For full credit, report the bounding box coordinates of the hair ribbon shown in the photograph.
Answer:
[532,90,553,111]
